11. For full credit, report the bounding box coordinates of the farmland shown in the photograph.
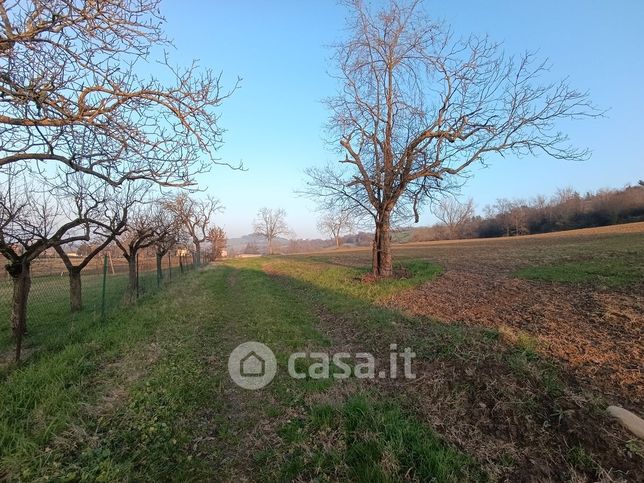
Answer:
[0,224,643,481]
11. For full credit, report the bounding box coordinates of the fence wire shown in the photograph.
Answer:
[0,252,197,358]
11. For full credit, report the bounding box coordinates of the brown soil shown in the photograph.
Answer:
[387,270,643,410]
[305,297,642,481]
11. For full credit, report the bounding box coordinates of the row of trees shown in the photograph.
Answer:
[0,0,236,361]
[410,183,644,241]
[1,176,227,359]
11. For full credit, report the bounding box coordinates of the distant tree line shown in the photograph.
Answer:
[249,182,644,256]
[409,183,644,242]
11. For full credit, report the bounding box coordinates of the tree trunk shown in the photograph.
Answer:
[124,255,137,305]
[8,261,31,361]
[372,211,393,277]
[68,268,83,312]
[156,253,164,282]
[267,237,273,255]
[194,241,201,268]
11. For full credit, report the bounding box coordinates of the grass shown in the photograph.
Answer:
[276,394,484,482]
[0,267,184,363]
[260,256,442,301]
[0,258,481,481]
[0,268,207,480]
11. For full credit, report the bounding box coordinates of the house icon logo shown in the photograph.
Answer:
[240,351,265,377]
[228,341,277,390]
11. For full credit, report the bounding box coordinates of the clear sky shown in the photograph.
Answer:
[159,0,643,239]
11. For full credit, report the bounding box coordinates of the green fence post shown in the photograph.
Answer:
[101,254,108,318]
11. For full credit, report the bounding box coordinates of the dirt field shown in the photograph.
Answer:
[275,224,643,480]
[316,223,644,411]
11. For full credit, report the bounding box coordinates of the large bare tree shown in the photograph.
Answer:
[0,0,239,187]
[306,0,598,277]
[253,208,290,255]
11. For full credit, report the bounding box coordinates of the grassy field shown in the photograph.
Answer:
[0,225,642,481]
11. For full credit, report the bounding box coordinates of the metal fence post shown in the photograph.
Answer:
[101,254,108,318]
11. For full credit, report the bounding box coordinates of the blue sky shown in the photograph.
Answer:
[159,1,643,238]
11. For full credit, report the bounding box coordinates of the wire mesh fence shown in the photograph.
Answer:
[0,251,197,357]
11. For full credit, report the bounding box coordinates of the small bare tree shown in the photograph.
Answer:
[152,208,182,283]
[432,197,474,239]
[166,194,222,268]
[54,219,127,312]
[317,210,354,248]
[305,0,598,277]
[253,208,290,255]
[53,182,146,311]
[207,226,227,260]
[115,206,160,305]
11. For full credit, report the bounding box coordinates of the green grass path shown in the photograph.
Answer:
[1,261,481,481]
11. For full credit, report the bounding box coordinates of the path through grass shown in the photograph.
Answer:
[1,261,483,481]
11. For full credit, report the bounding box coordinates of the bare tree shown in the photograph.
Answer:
[166,194,222,268]
[0,172,99,360]
[509,200,530,236]
[305,0,598,277]
[317,210,354,248]
[432,197,474,239]
[0,0,239,188]
[253,208,290,255]
[115,206,160,305]
[53,182,146,311]
[207,226,227,260]
[152,208,182,283]
[54,213,127,312]
[243,242,260,255]
[489,198,513,236]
